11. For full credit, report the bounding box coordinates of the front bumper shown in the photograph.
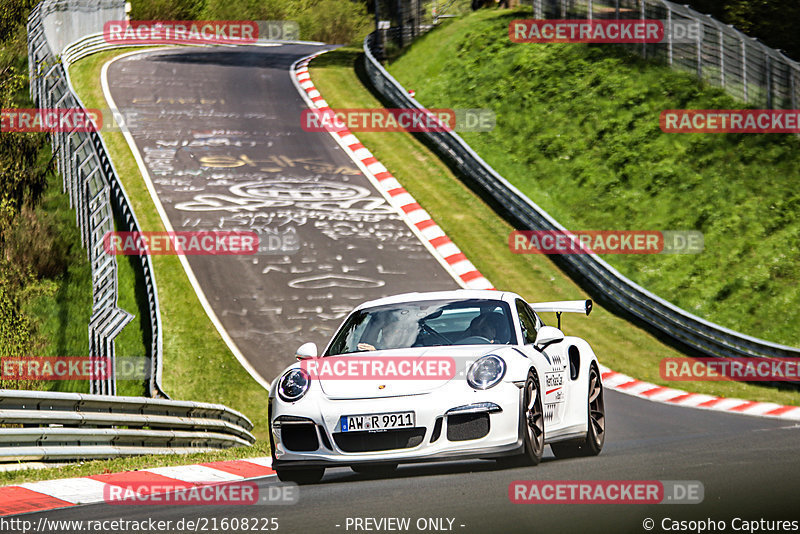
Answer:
[270,381,523,468]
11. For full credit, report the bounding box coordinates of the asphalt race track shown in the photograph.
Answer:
[24,44,800,532]
[26,392,800,532]
[104,44,458,382]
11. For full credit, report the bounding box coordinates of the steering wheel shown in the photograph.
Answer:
[420,322,452,344]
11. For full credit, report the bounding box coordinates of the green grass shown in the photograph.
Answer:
[309,47,800,408]
[24,170,92,394]
[387,9,800,349]
[22,142,146,396]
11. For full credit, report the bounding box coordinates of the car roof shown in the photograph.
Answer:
[353,289,522,310]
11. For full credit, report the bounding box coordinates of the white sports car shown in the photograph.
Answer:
[268,289,605,483]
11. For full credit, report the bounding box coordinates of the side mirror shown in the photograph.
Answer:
[295,342,318,361]
[534,326,564,348]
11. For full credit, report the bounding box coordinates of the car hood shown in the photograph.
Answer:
[314,345,504,400]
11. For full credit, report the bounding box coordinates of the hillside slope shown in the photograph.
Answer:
[389,9,800,347]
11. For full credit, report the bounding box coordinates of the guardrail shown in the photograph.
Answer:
[0,390,255,461]
[27,0,166,398]
[363,32,800,365]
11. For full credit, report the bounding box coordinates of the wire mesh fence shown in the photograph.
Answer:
[375,0,800,108]
[531,0,799,108]
[27,0,166,397]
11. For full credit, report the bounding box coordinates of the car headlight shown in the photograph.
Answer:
[467,355,506,390]
[278,368,310,402]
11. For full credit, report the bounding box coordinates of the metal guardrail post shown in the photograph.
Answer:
[694,14,702,79]
[766,54,773,108]
[719,23,724,87]
[640,0,646,58]
[741,35,748,103]
[665,7,673,65]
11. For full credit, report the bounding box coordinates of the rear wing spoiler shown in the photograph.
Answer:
[530,300,592,316]
[530,300,592,329]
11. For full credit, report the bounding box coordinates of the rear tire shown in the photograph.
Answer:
[496,369,544,468]
[550,363,605,458]
[275,468,325,484]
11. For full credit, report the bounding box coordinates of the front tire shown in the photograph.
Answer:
[497,369,544,467]
[551,363,605,458]
[270,402,325,484]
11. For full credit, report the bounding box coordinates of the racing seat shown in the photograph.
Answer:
[465,312,511,344]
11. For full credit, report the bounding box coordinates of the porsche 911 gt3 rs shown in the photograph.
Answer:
[268,289,605,483]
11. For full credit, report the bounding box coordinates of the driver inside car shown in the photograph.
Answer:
[356,310,419,351]
[464,312,510,344]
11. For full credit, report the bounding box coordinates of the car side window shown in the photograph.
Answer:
[516,299,538,345]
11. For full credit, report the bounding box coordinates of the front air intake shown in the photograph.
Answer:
[446,413,489,441]
[333,428,426,452]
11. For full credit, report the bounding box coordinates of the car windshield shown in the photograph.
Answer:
[324,298,516,356]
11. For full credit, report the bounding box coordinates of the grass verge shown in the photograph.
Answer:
[24,169,92,394]
[387,9,800,348]
[309,47,800,407]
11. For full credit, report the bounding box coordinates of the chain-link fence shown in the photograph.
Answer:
[533,0,800,108]
[375,0,800,108]
[27,0,166,397]
[372,0,429,58]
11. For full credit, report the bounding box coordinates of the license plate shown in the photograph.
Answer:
[340,411,415,432]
